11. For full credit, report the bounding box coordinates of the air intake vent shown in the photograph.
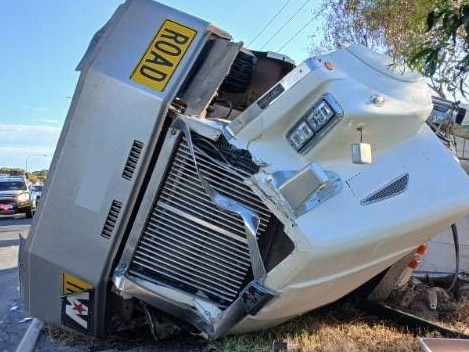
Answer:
[101,200,122,239]
[122,140,144,180]
[129,137,272,308]
[361,174,409,205]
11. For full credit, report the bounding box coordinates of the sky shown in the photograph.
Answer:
[0,0,324,171]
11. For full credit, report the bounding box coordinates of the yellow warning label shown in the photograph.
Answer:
[62,272,93,295]
[130,19,197,91]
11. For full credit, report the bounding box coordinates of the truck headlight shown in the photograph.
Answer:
[17,193,29,202]
[307,100,335,131]
[287,94,343,153]
[288,121,315,150]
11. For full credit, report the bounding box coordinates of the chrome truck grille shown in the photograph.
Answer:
[129,137,272,308]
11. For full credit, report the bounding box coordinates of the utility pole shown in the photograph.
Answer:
[25,154,50,173]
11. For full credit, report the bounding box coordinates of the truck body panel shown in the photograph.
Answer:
[20,0,469,339]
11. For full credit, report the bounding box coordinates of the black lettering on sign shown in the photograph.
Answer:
[161,29,190,45]
[145,50,172,67]
[139,64,167,82]
[131,20,197,92]
[154,40,181,56]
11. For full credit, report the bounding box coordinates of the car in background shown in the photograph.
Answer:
[30,184,44,204]
[0,176,37,218]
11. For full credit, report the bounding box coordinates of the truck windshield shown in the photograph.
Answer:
[0,181,27,191]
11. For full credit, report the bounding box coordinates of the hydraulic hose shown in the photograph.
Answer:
[447,223,460,292]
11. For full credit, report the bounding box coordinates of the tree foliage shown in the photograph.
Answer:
[313,1,430,55]
[0,167,24,176]
[409,0,469,98]
[29,170,48,184]
[0,167,47,184]
[313,0,469,99]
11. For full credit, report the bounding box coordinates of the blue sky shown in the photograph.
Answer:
[0,0,324,171]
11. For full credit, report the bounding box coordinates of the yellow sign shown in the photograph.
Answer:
[62,272,93,295]
[130,19,197,92]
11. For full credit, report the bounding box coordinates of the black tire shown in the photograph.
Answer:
[25,208,33,218]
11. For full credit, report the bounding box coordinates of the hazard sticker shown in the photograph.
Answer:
[61,272,94,332]
[62,272,93,294]
[62,290,94,333]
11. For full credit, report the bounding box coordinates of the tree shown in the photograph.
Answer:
[410,0,469,98]
[313,1,431,55]
[0,167,24,176]
[310,0,385,56]
[312,0,468,99]
[30,170,48,184]
[0,167,48,183]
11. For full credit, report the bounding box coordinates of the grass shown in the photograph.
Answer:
[43,298,462,351]
[214,302,425,352]
[437,296,469,334]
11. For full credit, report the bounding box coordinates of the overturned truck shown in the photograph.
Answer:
[20,0,469,340]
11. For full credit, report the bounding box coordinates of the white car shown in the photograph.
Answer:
[30,184,44,203]
[0,176,36,218]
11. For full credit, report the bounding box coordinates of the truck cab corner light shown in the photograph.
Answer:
[324,61,334,71]
[416,243,428,256]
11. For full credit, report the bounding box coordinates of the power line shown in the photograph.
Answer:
[259,0,310,50]
[248,0,294,46]
[276,8,322,52]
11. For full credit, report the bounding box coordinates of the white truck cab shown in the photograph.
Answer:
[19,0,469,340]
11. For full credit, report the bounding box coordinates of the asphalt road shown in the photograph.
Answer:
[0,216,99,352]
[0,215,31,269]
[0,215,32,352]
